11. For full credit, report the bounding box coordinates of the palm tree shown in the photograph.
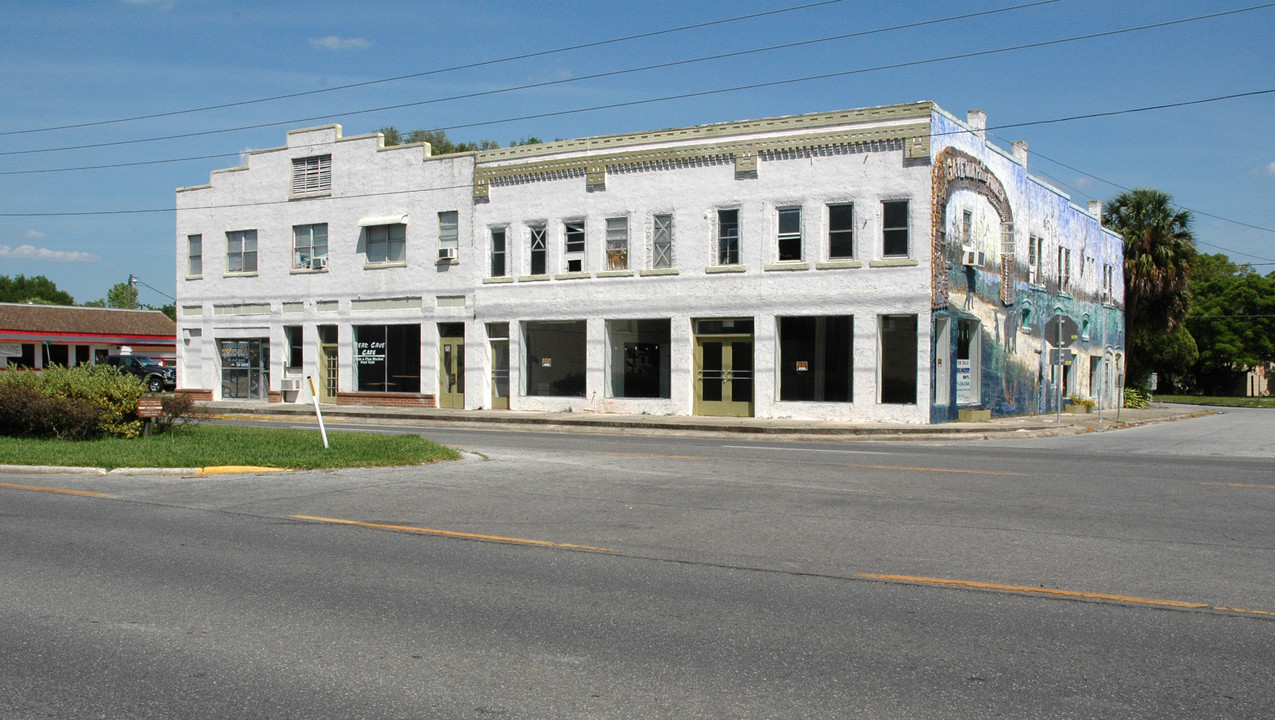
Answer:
[1102,188,1196,383]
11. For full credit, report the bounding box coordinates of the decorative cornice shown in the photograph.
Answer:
[473,103,934,199]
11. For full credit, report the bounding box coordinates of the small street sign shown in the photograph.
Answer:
[137,397,163,419]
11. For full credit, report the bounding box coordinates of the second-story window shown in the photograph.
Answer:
[652,214,674,269]
[366,224,405,264]
[777,207,802,262]
[438,211,458,261]
[291,155,331,195]
[717,209,740,266]
[827,204,854,259]
[606,217,628,270]
[293,223,328,270]
[1028,235,1043,283]
[529,225,547,275]
[226,230,257,273]
[490,228,507,277]
[187,234,202,276]
[564,220,585,272]
[882,200,909,258]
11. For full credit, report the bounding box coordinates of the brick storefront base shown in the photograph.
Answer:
[336,391,436,408]
[177,388,213,402]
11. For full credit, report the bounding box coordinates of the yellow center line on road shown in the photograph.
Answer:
[1201,482,1275,490]
[291,514,616,552]
[0,481,117,499]
[857,573,1275,616]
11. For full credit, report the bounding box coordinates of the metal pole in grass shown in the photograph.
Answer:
[307,375,329,449]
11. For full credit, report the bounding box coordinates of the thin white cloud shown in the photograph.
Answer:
[1266,161,1275,177]
[1073,177,1095,189]
[23,230,46,240]
[0,244,101,263]
[310,36,372,51]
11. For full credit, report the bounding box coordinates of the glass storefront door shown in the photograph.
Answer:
[219,339,269,400]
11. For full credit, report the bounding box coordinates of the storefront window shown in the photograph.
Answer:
[607,319,670,398]
[524,321,586,397]
[354,324,420,393]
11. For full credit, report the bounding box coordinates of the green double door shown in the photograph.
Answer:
[694,334,754,417]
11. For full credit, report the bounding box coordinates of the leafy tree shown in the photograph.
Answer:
[1186,254,1275,394]
[379,125,501,154]
[0,274,75,305]
[378,126,402,146]
[1102,188,1196,385]
[105,281,141,309]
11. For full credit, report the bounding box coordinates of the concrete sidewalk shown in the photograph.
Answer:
[202,400,1217,441]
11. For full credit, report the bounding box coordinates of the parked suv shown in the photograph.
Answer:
[104,355,176,392]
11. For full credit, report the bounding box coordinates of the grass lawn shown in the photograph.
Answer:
[0,424,460,470]
[1155,395,1275,409]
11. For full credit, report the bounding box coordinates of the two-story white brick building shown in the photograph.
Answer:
[175,101,1125,423]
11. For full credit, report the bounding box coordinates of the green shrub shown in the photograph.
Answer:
[156,392,204,434]
[0,384,104,439]
[1124,387,1151,409]
[1067,394,1096,409]
[0,364,144,439]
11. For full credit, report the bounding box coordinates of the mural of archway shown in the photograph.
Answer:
[931,146,1014,309]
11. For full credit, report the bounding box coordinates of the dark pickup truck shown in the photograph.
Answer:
[103,355,176,392]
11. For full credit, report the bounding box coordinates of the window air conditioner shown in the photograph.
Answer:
[311,256,327,270]
[281,378,302,392]
[960,247,985,266]
[438,247,457,261]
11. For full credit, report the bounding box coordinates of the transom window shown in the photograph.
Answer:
[606,217,629,270]
[366,224,406,264]
[777,207,802,262]
[882,200,909,258]
[291,155,331,195]
[293,223,328,270]
[226,230,258,274]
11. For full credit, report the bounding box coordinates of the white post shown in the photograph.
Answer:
[307,375,329,449]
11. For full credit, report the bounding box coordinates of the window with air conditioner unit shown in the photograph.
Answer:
[293,224,328,271]
[960,247,985,266]
[437,211,458,262]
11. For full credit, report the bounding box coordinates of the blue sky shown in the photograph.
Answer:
[1,0,1272,306]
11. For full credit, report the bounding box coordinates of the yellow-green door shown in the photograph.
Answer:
[694,336,754,417]
[490,339,510,410]
[319,342,338,404]
[439,336,465,409]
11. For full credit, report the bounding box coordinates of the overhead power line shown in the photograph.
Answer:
[0,0,865,137]
[3,89,1274,220]
[0,0,1073,158]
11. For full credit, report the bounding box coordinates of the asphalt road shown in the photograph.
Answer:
[2,409,1272,718]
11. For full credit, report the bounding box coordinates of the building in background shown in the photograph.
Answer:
[174,101,1124,421]
[0,303,176,370]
